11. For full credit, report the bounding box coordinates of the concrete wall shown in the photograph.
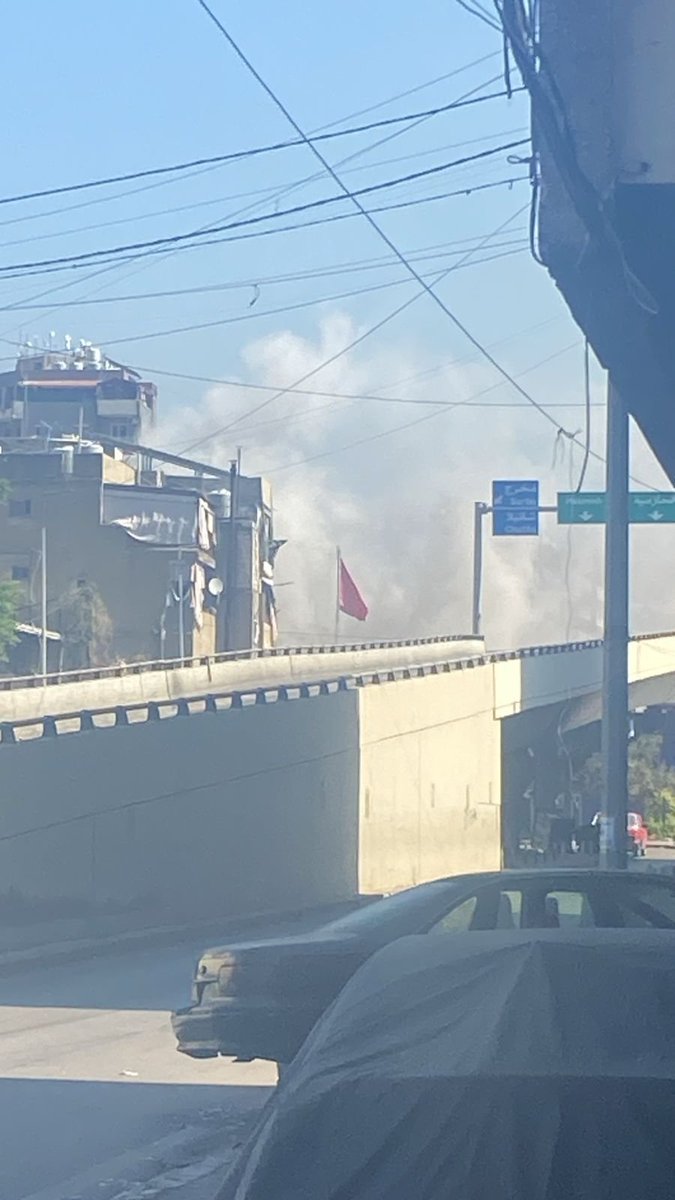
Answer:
[357,669,502,893]
[0,690,360,924]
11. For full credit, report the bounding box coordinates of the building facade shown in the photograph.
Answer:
[0,341,157,445]
[0,438,278,671]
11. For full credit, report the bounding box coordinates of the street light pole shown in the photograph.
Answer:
[472,502,487,638]
[600,377,629,869]
[40,526,48,682]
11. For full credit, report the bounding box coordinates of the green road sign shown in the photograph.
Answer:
[558,492,675,525]
[630,493,675,523]
[557,493,607,524]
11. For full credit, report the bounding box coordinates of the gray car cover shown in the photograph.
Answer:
[217,929,675,1200]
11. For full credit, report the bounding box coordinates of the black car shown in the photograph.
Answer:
[172,869,675,1067]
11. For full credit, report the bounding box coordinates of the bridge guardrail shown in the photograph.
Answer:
[0,633,481,692]
[0,636,615,745]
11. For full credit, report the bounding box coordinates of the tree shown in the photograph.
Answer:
[577,733,675,839]
[0,580,20,662]
[0,480,20,661]
[59,580,113,669]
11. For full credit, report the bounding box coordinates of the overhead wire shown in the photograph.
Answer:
[575,338,592,492]
[191,0,608,470]
[191,0,658,492]
[0,176,529,284]
[0,230,529,310]
[0,139,530,277]
[0,70,519,342]
[0,126,528,251]
[175,200,531,455]
[266,342,582,474]
[99,246,528,350]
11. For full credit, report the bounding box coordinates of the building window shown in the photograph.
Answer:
[8,499,31,517]
[111,423,129,440]
[11,565,30,581]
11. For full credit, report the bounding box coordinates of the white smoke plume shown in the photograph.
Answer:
[157,313,675,650]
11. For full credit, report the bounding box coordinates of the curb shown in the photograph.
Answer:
[0,896,380,976]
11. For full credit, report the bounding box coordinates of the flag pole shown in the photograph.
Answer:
[334,545,341,646]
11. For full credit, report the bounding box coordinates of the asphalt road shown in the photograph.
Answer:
[0,937,276,1200]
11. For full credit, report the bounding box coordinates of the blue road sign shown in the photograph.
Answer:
[492,479,540,536]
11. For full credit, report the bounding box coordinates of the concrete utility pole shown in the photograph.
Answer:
[472,502,487,638]
[599,378,629,869]
[40,526,48,682]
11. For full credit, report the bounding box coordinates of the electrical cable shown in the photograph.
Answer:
[0,139,530,277]
[0,89,522,212]
[266,342,582,474]
[0,230,528,310]
[192,0,601,466]
[455,0,502,31]
[575,339,592,492]
[0,71,518,340]
[195,0,659,493]
[0,127,528,251]
[0,176,529,284]
[94,247,528,350]
[176,201,531,454]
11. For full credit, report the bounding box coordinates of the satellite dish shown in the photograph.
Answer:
[208,577,224,597]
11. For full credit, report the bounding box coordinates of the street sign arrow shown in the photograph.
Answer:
[558,491,675,525]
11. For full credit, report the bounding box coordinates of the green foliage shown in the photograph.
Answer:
[0,580,20,661]
[578,733,675,839]
[59,580,113,668]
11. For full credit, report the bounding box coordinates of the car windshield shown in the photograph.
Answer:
[320,879,466,938]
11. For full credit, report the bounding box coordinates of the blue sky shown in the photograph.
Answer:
[0,1,670,643]
[0,1,559,391]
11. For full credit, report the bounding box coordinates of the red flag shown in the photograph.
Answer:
[339,557,368,621]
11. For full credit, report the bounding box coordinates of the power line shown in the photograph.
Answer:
[101,246,528,349]
[0,126,527,251]
[0,71,519,340]
[0,88,522,213]
[0,69,517,372]
[0,139,529,277]
[455,0,502,31]
[0,231,528,309]
[131,313,566,406]
[0,176,528,284]
[177,203,530,455]
[192,1,656,493]
[193,3,574,437]
[314,49,502,131]
[267,342,582,474]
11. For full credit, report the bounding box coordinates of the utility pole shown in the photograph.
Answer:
[177,547,186,663]
[599,377,629,869]
[223,458,240,652]
[472,502,488,637]
[40,526,48,682]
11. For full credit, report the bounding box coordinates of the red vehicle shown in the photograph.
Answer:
[627,811,649,857]
[573,812,649,857]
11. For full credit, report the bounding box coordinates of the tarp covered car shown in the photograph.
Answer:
[217,929,675,1200]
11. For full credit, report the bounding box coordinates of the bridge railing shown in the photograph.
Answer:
[0,637,612,745]
[0,633,481,693]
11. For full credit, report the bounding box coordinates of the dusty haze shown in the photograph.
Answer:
[157,314,674,650]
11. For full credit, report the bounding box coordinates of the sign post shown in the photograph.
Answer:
[599,379,629,871]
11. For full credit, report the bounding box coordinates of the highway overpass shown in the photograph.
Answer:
[2,632,675,939]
